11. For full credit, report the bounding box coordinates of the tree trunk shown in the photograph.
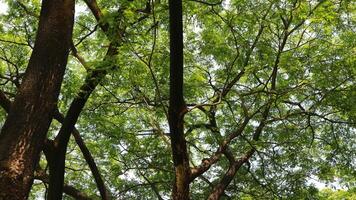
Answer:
[168,0,191,199]
[46,42,118,200]
[0,0,75,199]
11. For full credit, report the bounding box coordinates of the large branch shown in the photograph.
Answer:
[218,4,271,100]
[204,2,325,196]
[46,43,117,200]
[53,110,110,200]
[83,0,109,32]
[207,105,270,200]
[205,4,307,193]
[270,0,325,90]
[190,117,251,180]
[208,150,254,200]
[188,10,270,181]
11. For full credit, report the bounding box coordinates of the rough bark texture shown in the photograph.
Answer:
[0,0,75,199]
[168,0,191,199]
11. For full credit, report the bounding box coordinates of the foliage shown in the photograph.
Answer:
[318,188,356,200]
[0,0,355,199]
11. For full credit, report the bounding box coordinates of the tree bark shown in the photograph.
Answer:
[0,0,75,199]
[168,0,191,199]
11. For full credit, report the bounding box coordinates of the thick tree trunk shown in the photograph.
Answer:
[0,0,75,199]
[168,0,191,199]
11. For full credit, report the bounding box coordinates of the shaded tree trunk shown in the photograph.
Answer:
[168,0,191,199]
[0,0,75,199]
[45,46,116,199]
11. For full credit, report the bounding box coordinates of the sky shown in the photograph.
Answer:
[0,1,8,15]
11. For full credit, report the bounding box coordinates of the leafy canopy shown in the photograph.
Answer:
[0,0,355,199]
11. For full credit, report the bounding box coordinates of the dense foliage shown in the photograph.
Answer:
[0,0,355,199]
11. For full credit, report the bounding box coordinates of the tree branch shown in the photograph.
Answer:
[83,0,109,32]
[52,110,111,200]
[0,90,11,113]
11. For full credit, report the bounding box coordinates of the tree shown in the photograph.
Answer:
[0,0,355,199]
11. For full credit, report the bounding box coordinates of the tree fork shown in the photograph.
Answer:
[46,41,118,200]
